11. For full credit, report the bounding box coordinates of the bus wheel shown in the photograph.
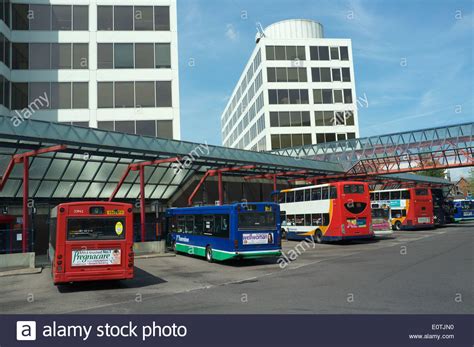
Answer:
[315,230,323,244]
[205,246,213,263]
[394,221,402,231]
[281,229,287,240]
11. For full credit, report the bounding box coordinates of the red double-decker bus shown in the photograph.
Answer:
[49,201,134,285]
[370,188,434,230]
[278,181,374,242]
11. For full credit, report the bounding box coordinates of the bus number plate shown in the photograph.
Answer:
[417,217,430,223]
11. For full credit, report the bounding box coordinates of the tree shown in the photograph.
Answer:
[414,155,446,178]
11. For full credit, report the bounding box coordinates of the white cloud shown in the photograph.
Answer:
[225,24,239,41]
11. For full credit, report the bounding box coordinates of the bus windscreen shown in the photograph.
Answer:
[344,185,365,194]
[67,218,126,241]
[238,212,276,230]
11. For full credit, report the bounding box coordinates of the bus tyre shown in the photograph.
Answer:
[172,241,177,254]
[205,246,213,263]
[315,230,323,244]
[394,221,402,231]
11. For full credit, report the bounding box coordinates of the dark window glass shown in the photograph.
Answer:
[295,190,304,202]
[115,82,134,107]
[29,4,51,30]
[157,120,173,138]
[401,190,411,199]
[289,89,300,104]
[286,46,297,60]
[311,188,321,200]
[322,89,333,104]
[344,185,365,194]
[300,90,309,104]
[325,133,336,142]
[297,46,306,60]
[332,68,341,81]
[323,111,334,126]
[97,6,113,30]
[12,83,28,110]
[114,6,133,30]
[347,132,356,139]
[340,46,349,60]
[29,43,50,69]
[267,67,276,82]
[416,189,429,196]
[298,68,307,82]
[266,46,275,60]
[72,82,88,108]
[287,67,298,82]
[156,81,172,107]
[310,46,318,60]
[390,191,401,199]
[115,121,135,134]
[279,112,290,126]
[73,43,88,69]
[277,89,289,104]
[134,6,153,30]
[311,68,320,82]
[268,89,277,104]
[52,5,72,30]
[315,111,324,126]
[318,46,329,60]
[330,186,338,199]
[67,218,126,240]
[321,186,329,200]
[0,76,3,106]
[270,112,279,127]
[5,37,10,68]
[135,43,154,68]
[292,134,303,147]
[114,43,133,68]
[290,111,301,126]
[28,82,50,109]
[320,67,331,82]
[136,120,156,137]
[276,67,286,82]
[302,112,311,126]
[97,82,113,108]
[12,4,29,30]
[154,6,170,30]
[98,121,114,131]
[72,122,89,127]
[135,81,155,107]
[97,43,113,69]
[51,43,72,69]
[303,134,312,145]
[334,90,343,103]
[280,134,291,148]
[342,68,351,82]
[12,43,28,69]
[50,82,71,109]
[155,43,171,68]
[73,6,88,30]
[381,191,390,200]
[271,134,280,150]
[313,89,322,104]
[344,89,353,103]
[275,46,285,60]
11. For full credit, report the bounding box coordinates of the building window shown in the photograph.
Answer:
[270,133,312,150]
[155,43,171,68]
[330,47,339,60]
[135,81,155,107]
[51,43,72,69]
[157,120,173,138]
[98,82,113,108]
[98,43,113,69]
[135,43,154,68]
[114,6,133,31]
[13,43,88,70]
[73,43,88,69]
[12,4,29,30]
[29,43,50,69]
[136,120,156,136]
[344,89,353,103]
[73,6,88,30]
[345,111,355,125]
[97,6,113,30]
[97,121,114,131]
[114,43,134,68]
[265,45,306,61]
[270,111,310,127]
[342,68,351,82]
[51,83,71,109]
[340,46,349,60]
[332,69,341,82]
[267,67,307,83]
[29,5,51,30]
[134,6,154,31]
[115,121,135,134]
[52,5,72,31]
[310,46,330,61]
[12,43,28,69]
[154,6,170,31]
[156,81,172,107]
[311,67,331,82]
[268,89,309,105]
[72,82,88,108]
[114,82,134,108]
[315,133,337,144]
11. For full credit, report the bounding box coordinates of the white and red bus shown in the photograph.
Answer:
[370,188,434,230]
[49,201,134,285]
[277,181,374,243]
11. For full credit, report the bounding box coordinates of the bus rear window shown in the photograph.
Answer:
[238,212,276,230]
[344,185,365,194]
[415,189,429,196]
[67,218,125,241]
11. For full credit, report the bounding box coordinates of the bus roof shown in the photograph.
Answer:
[167,202,278,213]
[280,181,367,193]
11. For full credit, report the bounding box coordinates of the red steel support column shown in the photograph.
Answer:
[22,157,29,253]
[273,175,277,202]
[139,166,146,242]
[218,171,223,206]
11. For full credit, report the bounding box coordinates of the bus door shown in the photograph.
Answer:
[64,217,127,274]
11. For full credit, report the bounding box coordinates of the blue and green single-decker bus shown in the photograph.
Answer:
[167,202,282,262]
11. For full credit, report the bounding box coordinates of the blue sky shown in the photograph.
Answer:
[177,0,473,148]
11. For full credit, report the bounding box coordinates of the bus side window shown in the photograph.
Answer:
[295,215,304,226]
[304,189,311,201]
[279,193,286,204]
[322,213,330,226]
[370,193,375,200]
[402,210,407,217]
[185,215,194,233]
[194,215,203,235]
[311,214,322,226]
[295,190,304,202]
[177,216,185,233]
[321,187,329,200]
[287,215,295,225]
[391,191,401,200]
[214,215,229,238]
[304,214,311,226]
[203,215,214,235]
[286,192,295,203]
[401,190,410,199]
[381,191,390,200]
[329,186,337,199]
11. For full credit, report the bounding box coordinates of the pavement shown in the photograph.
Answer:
[0,222,472,314]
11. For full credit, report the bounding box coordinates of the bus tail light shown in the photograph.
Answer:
[234,239,238,249]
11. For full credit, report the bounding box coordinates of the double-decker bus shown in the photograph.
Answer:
[453,199,474,222]
[370,188,434,230]
[49,201,134,285]
[167,202,281,262]
[277,181,374,243]
[370,203,393,236]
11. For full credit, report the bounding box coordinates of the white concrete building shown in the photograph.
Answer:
[221,19,359,151]
[0,0,180,139]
